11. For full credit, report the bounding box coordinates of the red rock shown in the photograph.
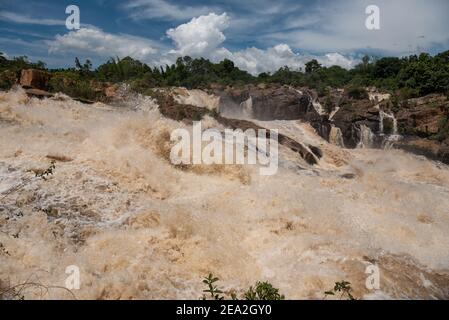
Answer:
[20,69,50,90]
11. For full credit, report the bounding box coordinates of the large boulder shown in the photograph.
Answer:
[331,99,382,148]
[20,69,50,90]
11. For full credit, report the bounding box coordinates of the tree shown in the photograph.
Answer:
[373,57,402,78]
[74,57,93,77]
[0,52,6,64]
[305,59,321,74]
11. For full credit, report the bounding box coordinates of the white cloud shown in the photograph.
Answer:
[124,0,220,21]
[166,13,229,56]
[165,13,357,75]
[44,12,359,74]
[265,0,449,55]
[213,45,357,75]
[0,11,65,26]
[48,27,160,62]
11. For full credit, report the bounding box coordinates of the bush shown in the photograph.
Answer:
[324,281,356,300]
[244,281,285,300]
[0,70,17,90]
[346,86,368,100]
[200,274,284,300]
[49,72,99,101]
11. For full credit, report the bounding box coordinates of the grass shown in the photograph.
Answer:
[0,278,77,300]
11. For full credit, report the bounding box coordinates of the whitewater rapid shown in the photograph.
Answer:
[1,88,449,299]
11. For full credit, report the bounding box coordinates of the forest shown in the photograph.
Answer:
[1,50,449,101]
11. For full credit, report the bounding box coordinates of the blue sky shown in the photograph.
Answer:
[1,0,449,74]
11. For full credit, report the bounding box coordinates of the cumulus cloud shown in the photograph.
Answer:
[166,13,357,75]
[48,27,159,62]
[45,12,358,74]
[213,45,357,75]
[166,13,229,56]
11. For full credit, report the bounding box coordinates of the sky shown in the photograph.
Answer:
[1,0,449,75]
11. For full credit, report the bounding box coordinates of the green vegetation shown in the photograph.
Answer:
[1,50,449,100]
[244,281,285,300]
[201,273,225,300]
[48,71,100,101]
[346,85,368,100]
[200,274,360,300]
[200,273,284,300]
[324,281,356,300]
[0,52,45,89]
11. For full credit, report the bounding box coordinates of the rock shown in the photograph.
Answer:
[20,69,50,90]
[46,154,73,162]
[104,84,118,99]
[216,84,320,121]
[216,115,322,165]
[25,88,53,98]
[331,99,381,148]
[396,94,449,137]
[395,137,449,164]
[341,173,356,179]
[154,92,322,165]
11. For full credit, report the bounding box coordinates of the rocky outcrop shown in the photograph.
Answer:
[392,94,449,163]
[331,99,384,148]
[20,69,50,90]
[396,94,449,137]
[329,92,449,164]
[395,137,449,164]
[154,91,322,165]
[215,84,320,121]
[214,84,332,148]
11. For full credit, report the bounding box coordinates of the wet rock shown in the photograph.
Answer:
[395,137,449,165]
[155,92,322,165]
[46,154,73,162]
[24,88,53,99]
[341,173,356,179]
[331,99,381,148]
[215,84,320,121]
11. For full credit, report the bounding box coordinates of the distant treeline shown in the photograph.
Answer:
[1,50,449,100]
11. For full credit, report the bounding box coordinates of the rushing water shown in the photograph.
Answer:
[1,88,449,300]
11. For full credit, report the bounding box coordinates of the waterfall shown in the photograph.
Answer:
[356,124,375,148]
[240,95,253,118]
[379,110,402,149]
[379,110,398,135]
[312,100,325,115]
[329,125,345,147]
[329,106,340,120]
[290,86,325,115]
